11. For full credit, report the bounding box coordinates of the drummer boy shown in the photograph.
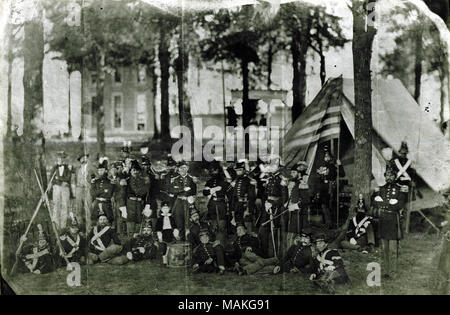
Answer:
[155,201,180,267]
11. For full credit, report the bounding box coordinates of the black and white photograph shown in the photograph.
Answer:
[0,0,449,297]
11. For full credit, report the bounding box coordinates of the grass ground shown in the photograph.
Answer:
[3,232,446,295]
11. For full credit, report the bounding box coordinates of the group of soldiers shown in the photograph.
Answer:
[15,140,416,291]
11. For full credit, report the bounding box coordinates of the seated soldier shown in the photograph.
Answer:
[273,229,314,275]
[17,224,54,274]
[87,214,128,265]
[155,201,180,267]
[125,220,159,262]
[188,209,214,248]
[340,194,375,253]
[192,228,226,275]
[231,223,278,275]
[310,233,349,293]
[59,212,86,265]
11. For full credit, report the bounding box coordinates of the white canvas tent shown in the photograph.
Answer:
[283,77,450,210]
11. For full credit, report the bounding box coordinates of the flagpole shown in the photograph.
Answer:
[336,105,342,228]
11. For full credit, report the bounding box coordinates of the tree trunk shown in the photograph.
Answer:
[67,72,72,138]
[79,62,86,141]
[241,59,250,128]
[413,28,423,103]
[159,26,171,141]
[95,49,106,155]
[149,64,160,139]
[319,45,326,86]
[176,32,194,154]
[22,3,45,211]
[439,69,446,134]
[267,42,273,89]
[6,27,13,139]
[291,31,301,122]
[351,0,376,214]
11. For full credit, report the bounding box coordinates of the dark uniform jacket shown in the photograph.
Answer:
[231,233,260,260]
[230,175,256,220]
[60,232,86,262]
[189,221,214,248]
[279,244,314,273]
[192,242,225,268]
[170,174,197,198]
[372,182,406,240]
[160,170,178,203]
[155,215,178,242]
[90,175,121,222]
[203,175,230,221]
[51,164,73,186]
[88,225,121,254]
[126,233,158,260]
[20,244,54,274]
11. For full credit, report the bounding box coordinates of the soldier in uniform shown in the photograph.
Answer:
[229,161,256,232]
[74,152,95,232]
[125,220,159,262]
[310,233,349,293]
[315,146,344,228]
[273,229,314,274]
[160,154,178,205]
[59,212,86,265]
[391,142,416,200]
[90,160,120,227]
[372,167,406,278]
[203,161,230,245]
[169,161,197,240]
[340,194,375,253]
[258,156,288,258]
[155,201,180,266]
[17,224,54,274]
[50,151,73,230]
[231,223,278,275]
[188,209,214,249]
[87,214,127,265]
[192,228,226,275]
[118,160,150,237]
[285,161,310,248]
[141,156,159,229]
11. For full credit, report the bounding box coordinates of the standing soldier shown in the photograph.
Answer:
[90,160,119,227]
[372,166,406,279]
[160,154,178,205]
[170,161,197,240]
[259,156,288,258]
[141,156,158,229]
[74,152,95,232]
[391,142,416,199]
[50,151,73,230]
[229,161,256,232]
[315,146,344,228]
[286,161,310,248]
[119,160,150,237]
[203,161,229,245]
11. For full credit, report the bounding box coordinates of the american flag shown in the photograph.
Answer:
[282,77,343,167]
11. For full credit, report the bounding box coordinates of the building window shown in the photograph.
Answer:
[113,94,123,129]
[136,94,147,131]
[91,95,98,128]
[114,68,121,84]
[137,64,146,83]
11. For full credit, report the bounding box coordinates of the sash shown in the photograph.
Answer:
[64,235,80,258]
[354,216,370,238]
[394,159,411,181]
[90,226,110,252]
[24,248,49,272]
[317,249,341,271]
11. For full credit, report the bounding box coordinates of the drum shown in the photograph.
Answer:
[167,242,192,268]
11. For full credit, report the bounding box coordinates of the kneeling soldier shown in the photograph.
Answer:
[273,229,314,274]
[125,220,159,262]
[155,201,180,266]
[192,228,226,275]
[87,214,127,265]
[60,212,86,265]
[17,224,54,274]
[310,233,349,293]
